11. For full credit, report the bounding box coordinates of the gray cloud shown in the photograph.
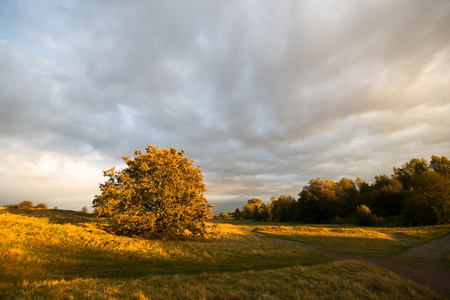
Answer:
[1,0,449,211]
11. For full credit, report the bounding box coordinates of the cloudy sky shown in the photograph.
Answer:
[1,1,449,212]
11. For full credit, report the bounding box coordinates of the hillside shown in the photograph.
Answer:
[0,207,447,299]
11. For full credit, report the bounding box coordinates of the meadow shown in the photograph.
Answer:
[250,222,450,257]
[0,207,448,299]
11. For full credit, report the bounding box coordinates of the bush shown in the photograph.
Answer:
[81,206,89,213]
[234,208,242,220]
[353,205,374,226]
[332,215,343,224]
[371,215,386,227]
[93,145,212,240]
[18,200,34,209]
[351,205,386,226]
[35,203,48,209]
[4,204,18,208]
[218,212,231,220]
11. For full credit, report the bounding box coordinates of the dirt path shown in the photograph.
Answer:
[253,233,450,298]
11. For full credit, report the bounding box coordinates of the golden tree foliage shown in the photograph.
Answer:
[242,198,264,219]
[93,145,212,240]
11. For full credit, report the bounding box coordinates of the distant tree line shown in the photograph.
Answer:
[236,155,450,226]
[4,201,49,210]
[4,201,90,213]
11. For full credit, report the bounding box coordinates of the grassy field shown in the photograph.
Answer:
[443,253,450,269]
[248,223,450,257]
[0,207,447,299]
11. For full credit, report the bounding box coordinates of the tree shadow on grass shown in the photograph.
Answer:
[1,239,331,283]
[254,232,410,257]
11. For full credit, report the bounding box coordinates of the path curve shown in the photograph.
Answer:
[253,233,450,298]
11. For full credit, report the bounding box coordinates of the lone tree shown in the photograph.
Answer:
[93,145,212,240]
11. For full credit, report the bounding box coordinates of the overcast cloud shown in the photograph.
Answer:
[1,0,449,212]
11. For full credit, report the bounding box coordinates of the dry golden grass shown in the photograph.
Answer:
[0,260,444,300]
[252,224,450,256]
[0,207,446,299]
[0,208,327,282]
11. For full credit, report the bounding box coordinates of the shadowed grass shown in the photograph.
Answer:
[0,207,446,299]
[443,252,450,269]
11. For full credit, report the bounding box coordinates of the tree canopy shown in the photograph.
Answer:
[240,155,450,226]
[242,198,264,220]
[93,145,212,239]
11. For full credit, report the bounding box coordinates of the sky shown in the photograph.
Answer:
[1,1,449,212]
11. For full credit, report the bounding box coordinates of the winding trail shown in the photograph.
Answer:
[253,233,450,298]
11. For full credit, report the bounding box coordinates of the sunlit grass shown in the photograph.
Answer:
[252,224,450,256]
[1,260,444,300]
[0,207,446,299]
[0,208,328,281]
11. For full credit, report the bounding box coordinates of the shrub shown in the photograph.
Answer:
[18,201,34,209]
[93,145,212,240]
[35,203,48,209]
[353,205,374,226]
[234,208,242,220]
[4,204,18,208]
[332,215,343,224]
[81,206,89,213]
[218,212,231,220]
[351,205,386,226]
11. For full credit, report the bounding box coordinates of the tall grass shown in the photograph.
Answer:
[0,207,446,299]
